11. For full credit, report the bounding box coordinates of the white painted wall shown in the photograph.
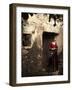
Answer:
[0,0,72,90]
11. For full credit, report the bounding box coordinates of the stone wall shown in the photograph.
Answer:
[21,13,63,77]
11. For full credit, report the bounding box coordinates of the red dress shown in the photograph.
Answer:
[48,41,58,72]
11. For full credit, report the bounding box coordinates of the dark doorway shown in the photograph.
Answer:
[43,32,59,75]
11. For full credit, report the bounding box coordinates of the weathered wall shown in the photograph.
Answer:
[22,13,63,76]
